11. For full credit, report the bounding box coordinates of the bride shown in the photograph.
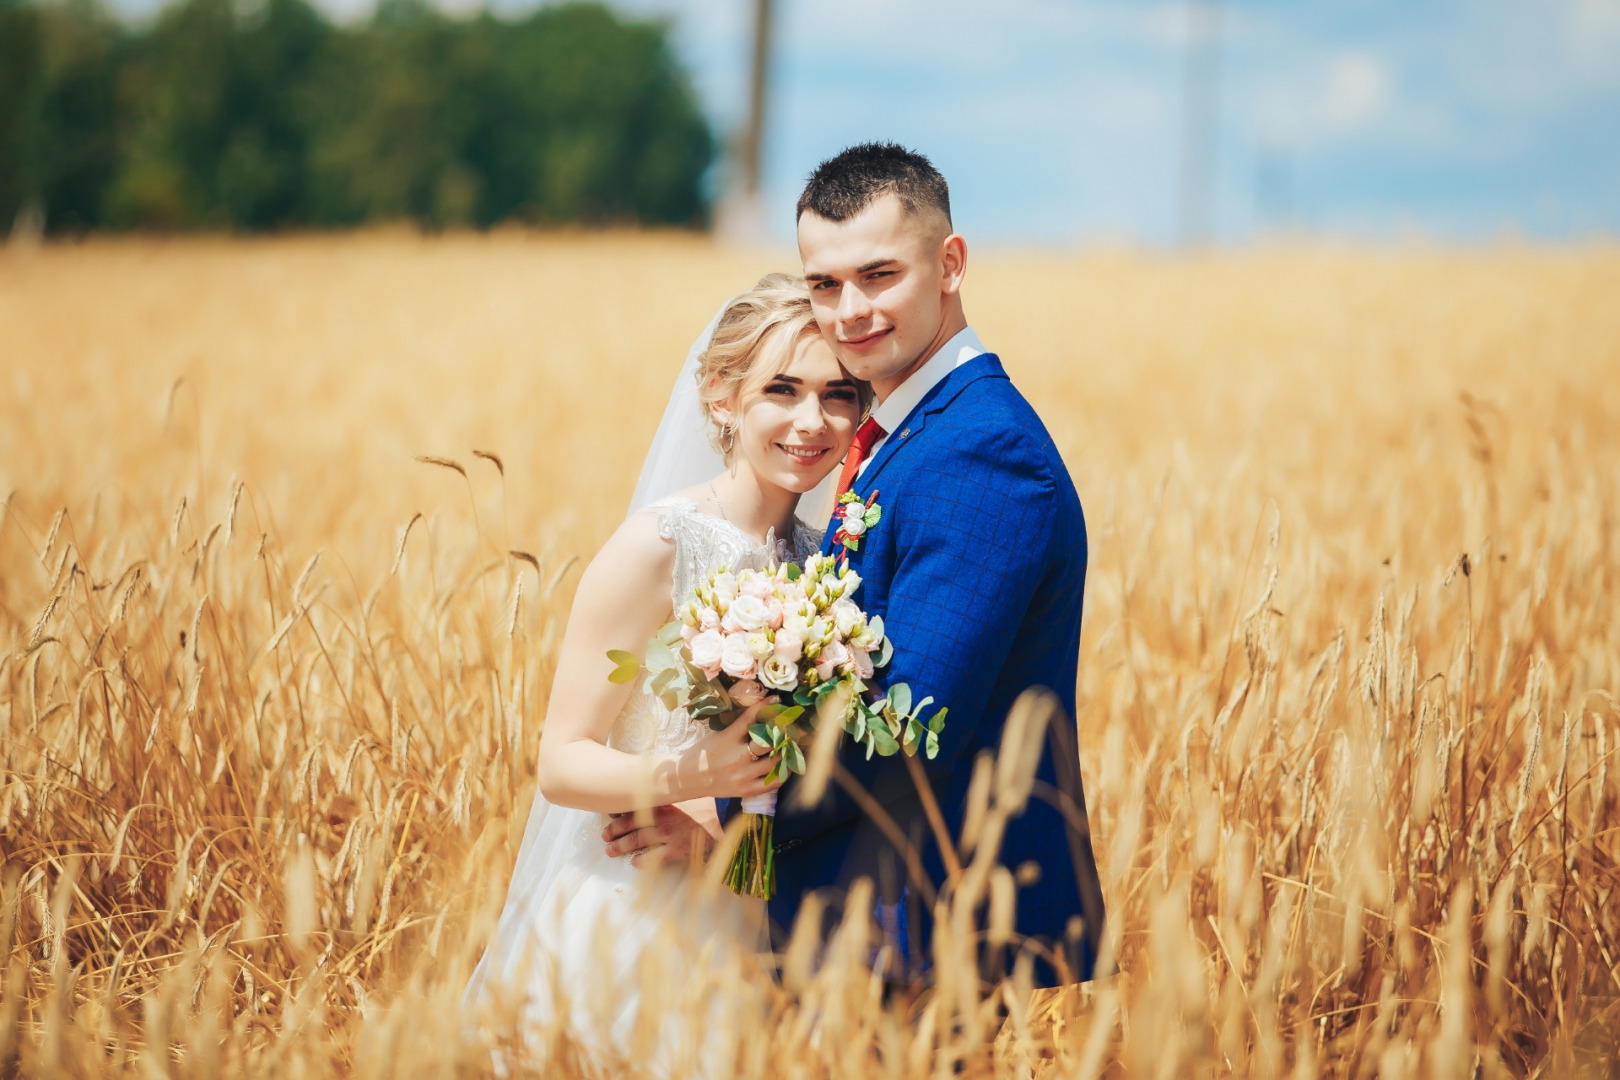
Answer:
[462,274,870,1071]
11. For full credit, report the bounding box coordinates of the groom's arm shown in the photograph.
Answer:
[792,423,1059,832]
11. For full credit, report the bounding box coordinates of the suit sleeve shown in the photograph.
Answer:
[793,422,1058,834]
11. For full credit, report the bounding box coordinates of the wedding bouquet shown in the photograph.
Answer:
[608,553,946,898]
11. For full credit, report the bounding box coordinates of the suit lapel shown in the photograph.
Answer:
[854,354,1006,497]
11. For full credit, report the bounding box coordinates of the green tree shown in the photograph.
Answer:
[0,0,714,233]
[0,0,45,228]
[107,0,331,228]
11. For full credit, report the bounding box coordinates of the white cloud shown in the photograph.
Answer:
[1564,0,1620,82]
[1323,52,1391,131]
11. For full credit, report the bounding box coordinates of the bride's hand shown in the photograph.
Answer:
[674,701,783,800]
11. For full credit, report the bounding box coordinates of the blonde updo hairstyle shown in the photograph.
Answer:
[696,273,873,461]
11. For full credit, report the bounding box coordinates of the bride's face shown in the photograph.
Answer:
[720,333,862,494]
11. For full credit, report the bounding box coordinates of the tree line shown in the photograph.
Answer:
[0,0,715,233]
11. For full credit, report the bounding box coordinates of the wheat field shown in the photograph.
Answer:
[1,232,1617,1077]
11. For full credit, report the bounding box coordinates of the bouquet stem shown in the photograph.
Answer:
[724,792,778,898]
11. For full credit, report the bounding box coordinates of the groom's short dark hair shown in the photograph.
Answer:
[796,143,952,230]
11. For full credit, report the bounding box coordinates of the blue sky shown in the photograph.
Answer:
[107,0,1620,244]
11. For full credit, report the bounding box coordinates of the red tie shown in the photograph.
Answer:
[835,417,887,497]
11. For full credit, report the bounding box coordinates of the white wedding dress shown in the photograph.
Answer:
[463,496,822,1074]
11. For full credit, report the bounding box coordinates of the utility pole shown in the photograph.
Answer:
[1176,0,1221,248]
[720,0,774,242]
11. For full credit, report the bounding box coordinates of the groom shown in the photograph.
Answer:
[609,143,1106,987]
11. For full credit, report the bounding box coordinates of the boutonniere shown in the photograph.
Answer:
[833,490,882,555]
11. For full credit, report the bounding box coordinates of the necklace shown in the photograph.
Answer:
[707,480,730,523]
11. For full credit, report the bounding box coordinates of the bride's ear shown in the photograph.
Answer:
[707,398,736,433]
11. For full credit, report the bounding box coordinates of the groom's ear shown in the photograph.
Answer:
[938,232,968,296]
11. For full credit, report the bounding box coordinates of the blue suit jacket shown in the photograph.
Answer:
[769,354,1107,987]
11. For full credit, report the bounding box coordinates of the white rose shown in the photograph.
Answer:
[688,629,725,678]
[713,571,738,605]
[759,654,800,692]
[739,570,773,600]
[841,513,867,537]
[721,633,757,679]
[729,594,770,632]
[746,631,773,660]
[831,599,864,638]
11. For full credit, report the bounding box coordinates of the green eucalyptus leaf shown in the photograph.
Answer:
[748,723,774,748]
[606,650,641,684]
[871,725,898,757]
[657,621,684,646]
[644,638,676,672]
[887,683,912,720]
[928,707,949,734]
[925,730,940,759]
[784,739,806,774]
[876,638,894,667]
[774,705,805,728]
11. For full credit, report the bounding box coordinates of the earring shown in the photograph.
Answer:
[720,425,735,454]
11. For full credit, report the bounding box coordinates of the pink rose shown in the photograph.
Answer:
[815,640,850,682]
[774,626,804,663]
[699,607,720,631]
[764,596,784,630]
[721,633,757,679]
[851,646,874,679]
[730,679,768,707]
[740,574,773,600]
[681,623,699,644]
[688,628,725,679]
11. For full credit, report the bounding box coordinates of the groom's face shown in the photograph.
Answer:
[798,193,963,398]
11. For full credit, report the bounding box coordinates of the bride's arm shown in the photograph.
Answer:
[534,512,778,814]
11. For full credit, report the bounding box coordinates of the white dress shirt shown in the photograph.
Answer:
[857,325,987,477]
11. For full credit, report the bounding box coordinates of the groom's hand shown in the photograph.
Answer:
[603,800,720,868]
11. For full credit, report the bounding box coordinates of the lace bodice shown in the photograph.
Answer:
[607,497,822,757]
